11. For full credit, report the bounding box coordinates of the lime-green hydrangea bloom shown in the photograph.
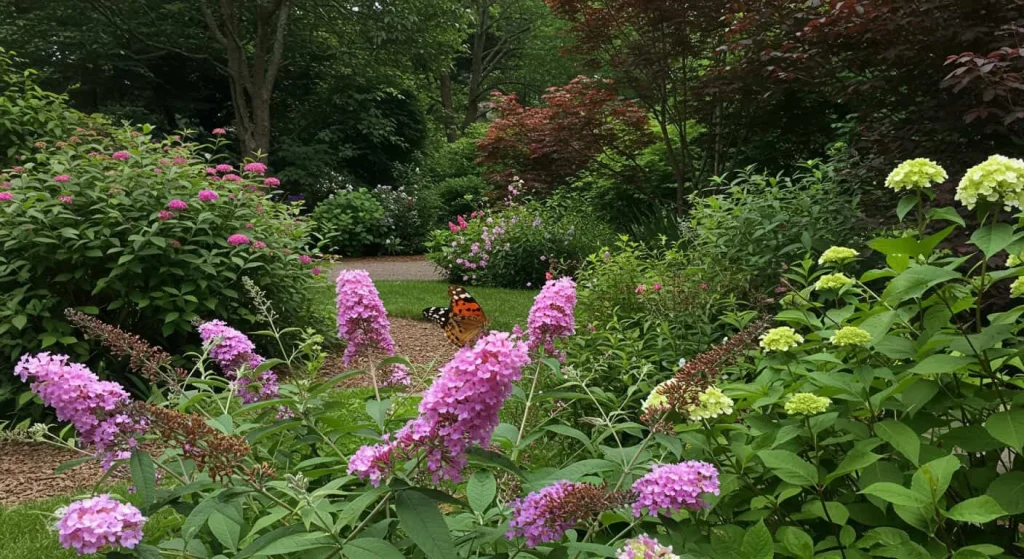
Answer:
[760,327,804,352]
[1012,277,1024,299]
[885,158,948,191]
[830,326,872,347]
[814,273,854,291]
[955,155,1024,210]
[818,246,859,265]
[785,393,832,416]
[1008,254,1022,267]
[642,380,672,413]
[686,386,734,422]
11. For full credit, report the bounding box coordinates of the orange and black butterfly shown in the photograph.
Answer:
[423,285,489,347]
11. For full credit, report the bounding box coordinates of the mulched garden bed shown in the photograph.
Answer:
[0,442,107,507]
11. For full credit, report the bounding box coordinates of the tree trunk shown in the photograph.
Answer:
[463,3,489,130]
[440,72,458,142]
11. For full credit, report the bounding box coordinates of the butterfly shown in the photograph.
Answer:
[422,285,489,347]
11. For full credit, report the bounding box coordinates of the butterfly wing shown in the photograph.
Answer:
[445,285,489,346]
[422,306,450,327]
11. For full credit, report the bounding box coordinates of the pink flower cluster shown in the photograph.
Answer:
[112,151,131,161]
[243,162,267,175]
[197,320,279,404]
[298,255,313,265]
[526,278,577,359]
[14,353,144,462]
[198,189,219,202]
[158,210,174,221]
[448,215,469,233]
[616,535,678,559]
[506,481,583,547]
[348,332,530,484]
[0,191,12,202]
[56,494,146,555]
[167,199,188,211]
[227,234,250,246]
[59,196,73,205]
[631,461,720,516]
[334,270,408,385]
[215,164,233,173]
[54,174,70,183]
[263,177,281,187]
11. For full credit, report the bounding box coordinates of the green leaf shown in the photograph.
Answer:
[54,456,96,474]
[342,538,405,559]
[182,498,220,541]
[985,472,1024,515]
[251,532,335,556]
[11,315,27,330]
[911,454,961,501]
[945,496,1006,523]
[826,447,882,483]
[132,543,163,559]
[802,500,849,525]
[909,354,974,375]
[882,266,961,304]
[985,409,1024,450]
[740,521,774,559]
[757,450,818,487]
[896,194,919,222]
[129,450,156,507]
[860,483,931,507]
[927,207,965,227]
[876,420,921,465]
[467,471,496,514]
[777,526,813,559]
[970,223,1014,258]
[395,490,457,559]
[208,511,241,551]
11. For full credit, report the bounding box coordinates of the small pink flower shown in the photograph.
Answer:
[299,255,313,264]
[215,164,233,173]
[243,162,268,175]
[53,175,70,183]
[112,151,131,161]
[652,282,663,292]
[700,283,708,291]
[227,234,250,246]
[449,222,458,233]
[56,141,67,148]
[172,157,187,165]
[545,272,553,281]
[169,240,181,248]
[158,210,174,221]
[212,128,227,135]
[0,192,13,201]
[245,223,254,229]
[153,167,163,174]
[11,166,24,173]
[34,141,47,149]
[1,181,10,189]
[252,240,267,249]
[205,167,218,175]
[222,173,242,182]
[198,190,219,202]
[635,284,646,294]
[68,136,81,144]
[58,196,73,205]
[263,177,280,187]
[311,267,322,276]
[167,199,188,211]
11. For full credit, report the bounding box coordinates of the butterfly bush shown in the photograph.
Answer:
[14,353,144,467]
[527,277,577,358]
[197,320,279,404]
[334,269,409,385]
[507,481,628,548]
[349,331,530,484]
[616,535,680,559]
[631,461,720,516]
[56,494,146,555]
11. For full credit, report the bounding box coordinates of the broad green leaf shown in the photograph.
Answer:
[876,420,921,465]
[826,447,882,483]
[896,194,919,222]
[777,526,813,559]
[985,409,1024,450]
[208,511,241,551]
[802,500,849,525]
[251,532,335,556]
[985,472,1024,514]
[882,266,960,304]
[860,483,931,507]
[564,542,618,557]
[909,354,974,375]
[911,454,960,502]
[395,490,457,559]
[54,456,96,474]
[970,223,1014,258]
[758,450,818,487]
[342,538,405,559]
[740,521,774,559]
[945,496,1006,523]
[927,207,965,227]
[182,499,221,541]
[337,488,387,529]
[129,450,156,507]
[467,471,496,514]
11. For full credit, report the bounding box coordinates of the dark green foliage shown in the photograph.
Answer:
[310,189,389,257]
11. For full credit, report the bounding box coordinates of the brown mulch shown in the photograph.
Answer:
[328,254,446,282]
[0,442,107,507]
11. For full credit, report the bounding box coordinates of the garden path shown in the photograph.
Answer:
[329,254,445,281]
[0,442,111,506]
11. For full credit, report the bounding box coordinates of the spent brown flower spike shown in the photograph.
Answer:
[65,309,187,383]
[135,403,249,481]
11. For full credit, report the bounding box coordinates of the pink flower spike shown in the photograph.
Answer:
[198,190,219,202]
[227,234,250,246]
[631,461,720,516]
[112,151,131,161]
[53,175,70,183]
[56,494,146,555]
[243,162,268,175]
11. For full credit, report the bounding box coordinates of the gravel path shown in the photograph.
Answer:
[330,255,446,281]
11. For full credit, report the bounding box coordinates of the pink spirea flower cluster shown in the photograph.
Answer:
[222,173,242,182]
[526,278,577,359]
[243,162,267,175]
[158,210,174,221]
[0,191,12,201]
[198,189,219,202]
[14,353,143,459]
[252,240,267,250]
[616,535,678,559]
[167,199,188,211]
[112,151,131,161]
[506,481,581,547]
[348,331,530,485]
[631,461,720,516]
[59,196,73,205]
[227,234,250,246]
[212,128,227,135]
[298,255,313,264]
[215,164,233,173]
[54,174,70,182]
[264,177,280,187]
[197,320,279,404]
[334,270,409,385]
[56,494,146,555]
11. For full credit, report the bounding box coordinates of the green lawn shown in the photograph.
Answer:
[375,280,538,333]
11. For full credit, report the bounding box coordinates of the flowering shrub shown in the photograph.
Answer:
[0,120,320,395]
[426,198,613,288]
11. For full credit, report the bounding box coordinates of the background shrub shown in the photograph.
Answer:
[0,122,323,404]
[310,187,388,256]
[370,185,430,255]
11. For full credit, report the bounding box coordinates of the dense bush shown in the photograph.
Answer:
[426,190,614,288]
[372,185,430,255]
[310,187,388,256]
[0,122,323,392]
